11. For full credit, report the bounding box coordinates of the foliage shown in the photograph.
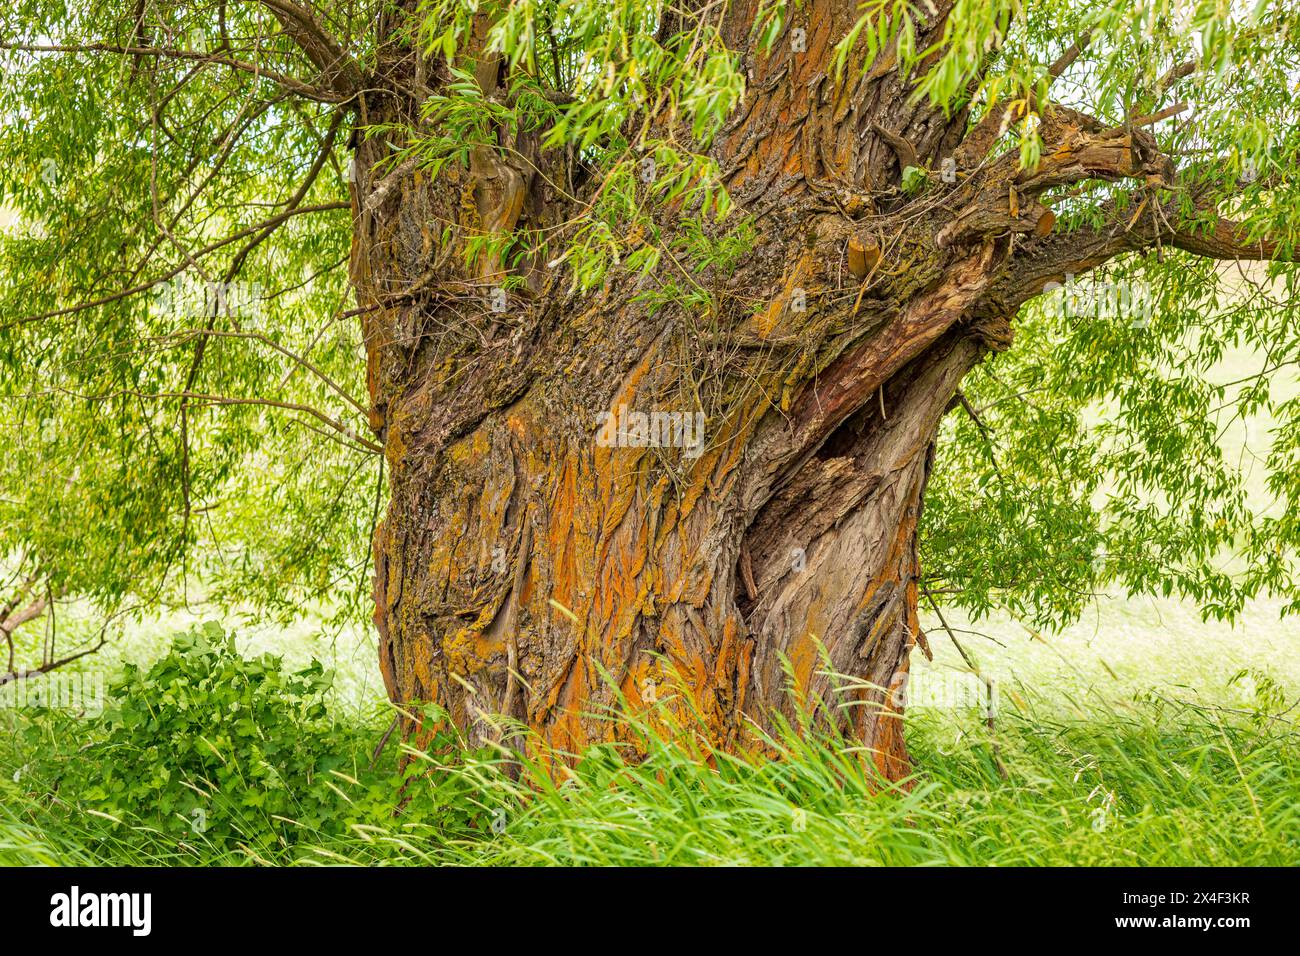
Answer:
[0,1,376,639]
[1,623,481,859]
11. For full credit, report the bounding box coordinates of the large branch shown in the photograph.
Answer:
[943,32,1291,278]
[940,83,1293,267]
[1163,214,1287,262]
[253,0,364,100]
[974,195,1293,325]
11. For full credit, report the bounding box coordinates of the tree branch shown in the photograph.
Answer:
[4,202,349,329]
[251,0,364,99]
[0,41,344,103]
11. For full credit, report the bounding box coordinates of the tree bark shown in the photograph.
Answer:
[346,1,1248,781]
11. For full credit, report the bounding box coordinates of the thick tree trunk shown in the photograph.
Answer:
[348,1,1145,781]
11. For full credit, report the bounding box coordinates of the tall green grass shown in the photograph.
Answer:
[3,665,1297,866]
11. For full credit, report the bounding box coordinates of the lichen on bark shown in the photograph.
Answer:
[349,0,1284,782]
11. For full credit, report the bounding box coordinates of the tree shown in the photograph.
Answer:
[2,1,1299,780]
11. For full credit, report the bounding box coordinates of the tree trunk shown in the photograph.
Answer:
[348,1,1158,781]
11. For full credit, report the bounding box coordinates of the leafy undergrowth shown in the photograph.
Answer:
[1,624,1297,866]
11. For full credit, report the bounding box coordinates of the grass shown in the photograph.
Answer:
[4,543,1298,868]
[1,647,1297,867]
[430,697,1300,867]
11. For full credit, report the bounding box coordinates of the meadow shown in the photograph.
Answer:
[1,584,1296,867]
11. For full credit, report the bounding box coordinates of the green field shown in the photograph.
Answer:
[1,576,1296,867]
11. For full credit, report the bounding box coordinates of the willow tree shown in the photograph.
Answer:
[2,1,1299,778]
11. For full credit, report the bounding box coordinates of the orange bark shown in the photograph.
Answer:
[349,0,1161,782]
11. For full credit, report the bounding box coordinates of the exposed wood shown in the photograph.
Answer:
[847,236,881,280]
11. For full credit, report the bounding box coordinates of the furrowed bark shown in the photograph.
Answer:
[350,1,1280,781]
